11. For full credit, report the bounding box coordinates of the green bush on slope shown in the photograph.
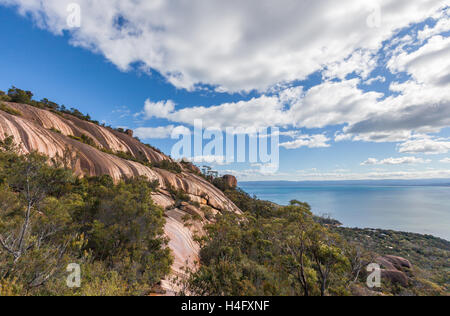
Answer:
[0,136,172,296]
[0,102,22,116]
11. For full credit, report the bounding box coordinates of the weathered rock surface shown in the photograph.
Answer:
[222,174,238,189]
[376,255,412,287]
[0,102,241,293]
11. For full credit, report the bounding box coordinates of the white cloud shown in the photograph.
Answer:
[323,50,378,81]
[134,125,176,139]
[361,156,431,166]
[143,99,176,119]
[137,80,384,130]
[418,8,450,41]
[280,134,330,150]
[364,75,386,85]
[291,169,450,181]
[0,0,445,92]
[227,167,450,181]
[3,0,449,155]
[398,137,450,155]
[336,16,450,143]
[440,158,450,163]
[388,35,450,87]
[186,155,227,165]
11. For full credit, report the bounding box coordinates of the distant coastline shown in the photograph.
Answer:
[241,179,450,187]
[240,181,450,240]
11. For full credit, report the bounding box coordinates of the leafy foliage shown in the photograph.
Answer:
[179,194,353,296]
[335,227,450,295]
[4,86,98,124]
[0,102,22,116]
[152,160,182,174]
[68,134,96,147]
[0,139,172,296]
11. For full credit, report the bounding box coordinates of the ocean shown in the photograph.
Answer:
[240,182,450,241]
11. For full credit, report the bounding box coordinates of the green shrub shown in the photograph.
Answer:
[152,160,182,174]
[50,127,62,134]
[0,143,172,296]
[7,86,33,104]
[0,90,12,102]
[0,102,22,116]
[68,134,96,147]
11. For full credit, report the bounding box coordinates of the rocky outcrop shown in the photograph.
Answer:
[222,174,238,189]
[376,255,412,287]
[125,129,134,137]
[0,102,241,293]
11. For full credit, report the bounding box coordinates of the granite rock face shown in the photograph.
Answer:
[376,255,412,287]
[0,102,241,293]
[222,174,238,189]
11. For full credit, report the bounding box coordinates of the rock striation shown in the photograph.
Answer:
[0,102,241,293]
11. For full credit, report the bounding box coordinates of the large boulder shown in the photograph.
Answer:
[222,174,238,189]
[375,255,412,287]
[380,270,409,287]
[383,255,412,270]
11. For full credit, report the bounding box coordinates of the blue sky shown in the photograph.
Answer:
[0,1,449,181]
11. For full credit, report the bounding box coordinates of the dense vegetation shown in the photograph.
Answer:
[1,86,143,141]
[335,227,449,295]
[0,86,448,296]
[178,188,355,296]
[1,87,100,124]
[152,160,183,174]
[0,102,22,117]
[177,187,449,296]
[0,136,172,296]
[1,86,187,175]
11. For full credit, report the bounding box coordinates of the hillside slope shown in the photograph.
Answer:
[0,102,241,293]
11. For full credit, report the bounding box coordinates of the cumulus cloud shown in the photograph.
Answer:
[291,169,450,181]
[2,0,449,154]
[134,125,176,139]
[142,99,176,119]
[335,14,450,143]
[388,35,450,87]
[226,166,450,181]
[398,136,450,155]
[361,156,431,166]
[0,0,445,92]
[186,155,227,165]
[418,9,450,41]
[440,158,450,163]
[137,80,384,130]
[280,134,330,150]
[364,75,386,85]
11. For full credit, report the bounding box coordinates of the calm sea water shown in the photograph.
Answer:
[240,183,450,240]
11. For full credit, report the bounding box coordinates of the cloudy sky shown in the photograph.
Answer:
[0,0,449,181]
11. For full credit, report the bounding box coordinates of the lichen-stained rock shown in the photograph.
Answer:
[0,102,241,295]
